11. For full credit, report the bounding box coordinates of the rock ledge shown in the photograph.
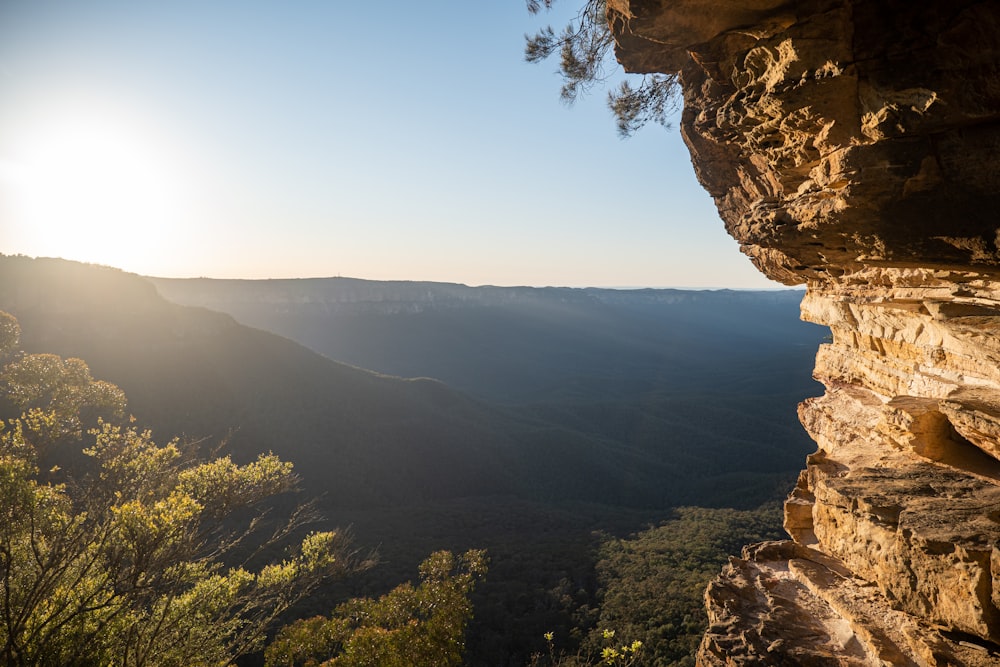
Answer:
[608,1,1000,664]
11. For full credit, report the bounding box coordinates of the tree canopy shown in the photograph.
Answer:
[0,310,360,665]
[265,549,488,667]
[524,0,680,136]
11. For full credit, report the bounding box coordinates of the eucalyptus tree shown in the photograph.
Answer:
[524,0,679,136]
[0,311,361,666]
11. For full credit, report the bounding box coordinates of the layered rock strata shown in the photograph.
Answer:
[608,0,1000,663]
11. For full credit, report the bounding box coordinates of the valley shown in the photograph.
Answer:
[0,255,825,663]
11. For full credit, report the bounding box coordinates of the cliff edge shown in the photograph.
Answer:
[608,1,1000,664]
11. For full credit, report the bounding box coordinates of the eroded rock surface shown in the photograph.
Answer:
[608,0,1000,664]
[612,0,1000,285]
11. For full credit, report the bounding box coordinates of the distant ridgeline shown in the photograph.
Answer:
[150,276,822,403]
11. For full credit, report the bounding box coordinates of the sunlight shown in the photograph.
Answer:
[2,110,188,272]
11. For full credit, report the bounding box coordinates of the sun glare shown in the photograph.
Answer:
[2,110,190,273]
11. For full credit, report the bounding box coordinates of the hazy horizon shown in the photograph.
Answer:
[2,252,800,291]
[1,2,782,289]
[148,268,798,291]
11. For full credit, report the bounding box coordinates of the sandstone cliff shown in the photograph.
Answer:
[608,0,1000,664]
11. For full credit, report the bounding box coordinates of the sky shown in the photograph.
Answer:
[0,1,779,289]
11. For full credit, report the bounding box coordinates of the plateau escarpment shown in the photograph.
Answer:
[609,0,1000,663]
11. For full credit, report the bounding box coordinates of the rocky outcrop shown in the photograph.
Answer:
[608,0,1000,664]
[610,0,1000,285]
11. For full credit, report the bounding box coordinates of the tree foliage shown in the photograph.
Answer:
[0,311,360,665]
[583,506,783,666]
[527,506,783,667]
[524,0,679,136]
[265,549,487,667]
[2,352,127,448]
[532,628,644,667]
[0,313,19,361]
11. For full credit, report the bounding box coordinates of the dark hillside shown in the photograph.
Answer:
[150,275,827,509]
[0,257,525,506]
[150,277,822,403]
[0,256,819,510]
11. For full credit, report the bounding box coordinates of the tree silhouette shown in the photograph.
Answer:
[525,0,679,136]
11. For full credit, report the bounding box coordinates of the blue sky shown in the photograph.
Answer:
[0,1,778,288]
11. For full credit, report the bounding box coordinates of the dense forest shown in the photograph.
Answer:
[0,255,825,664]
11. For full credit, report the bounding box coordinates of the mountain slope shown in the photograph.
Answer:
[0,257,524,506]
[149,274,827,507]
[1,256,819,510]
[150,277,823,403]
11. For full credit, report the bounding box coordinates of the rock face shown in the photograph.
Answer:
[608,0,1000,664]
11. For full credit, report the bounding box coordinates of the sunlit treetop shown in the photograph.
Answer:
[0,310,364,664]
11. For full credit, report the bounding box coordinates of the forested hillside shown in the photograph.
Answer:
[152,276,825,511]
[0,255,826,663]
[150,277,820,402]
[2,257,824,510]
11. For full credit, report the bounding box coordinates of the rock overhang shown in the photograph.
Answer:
[607,0,1000,663]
